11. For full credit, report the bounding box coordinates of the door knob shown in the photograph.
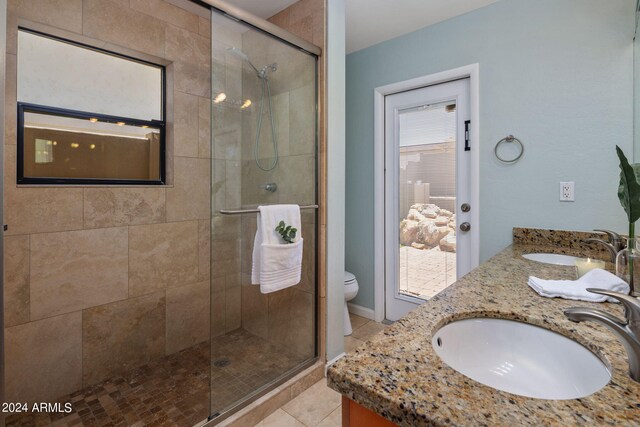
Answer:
[460,222,471,232]
[461,203,470,212]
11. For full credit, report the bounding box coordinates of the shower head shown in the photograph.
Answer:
[227,47,259,74]
[227,47,250,62]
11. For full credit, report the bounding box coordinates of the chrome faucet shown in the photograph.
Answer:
[583,229,625,262]
[565,289,640,382]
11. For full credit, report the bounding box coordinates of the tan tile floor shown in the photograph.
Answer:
[344,313,388,353]
[254,380,341,427]
[210,329,306,416]
[8,316,383,427]
[257,314,388,426]
[6,329,306,427]
[6,342,212,427]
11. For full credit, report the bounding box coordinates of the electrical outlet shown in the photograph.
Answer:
[560,181,575,202]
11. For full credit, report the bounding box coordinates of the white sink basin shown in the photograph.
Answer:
[431,318,610,399]
[522,253,580,266]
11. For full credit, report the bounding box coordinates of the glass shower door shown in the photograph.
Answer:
[209,8,318,420]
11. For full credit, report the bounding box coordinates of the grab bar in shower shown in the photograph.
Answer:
[219,205,319,215]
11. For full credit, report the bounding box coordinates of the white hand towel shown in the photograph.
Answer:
[251,204,303,294]
[527,268,629,302]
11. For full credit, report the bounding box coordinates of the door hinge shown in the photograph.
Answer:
[464,120,471,151]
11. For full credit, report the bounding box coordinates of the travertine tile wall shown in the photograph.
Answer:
[266,0,327,362]
[235,24,316,361]
[210,17,244,337]
[210,0,325,361]
[3,0,212,404]
[242,0,324,361]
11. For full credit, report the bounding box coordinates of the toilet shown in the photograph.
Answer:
[344,271,359,336]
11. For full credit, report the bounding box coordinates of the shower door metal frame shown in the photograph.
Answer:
[0,1,7,425]
[196,0,321,57]
[204,2,322,424]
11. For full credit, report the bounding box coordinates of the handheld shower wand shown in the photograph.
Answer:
[227,47,279,171]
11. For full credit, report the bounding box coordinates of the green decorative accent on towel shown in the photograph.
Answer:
[275,220,297,244]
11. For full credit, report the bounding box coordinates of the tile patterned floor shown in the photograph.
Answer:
[399,245,456,299]
[6,329,305,427]
[257,314,388,427]
[6,318,381,427]
[6,341,211,427]
[256,380,341,427]
[344,314,388,354]
[210,330,307,416]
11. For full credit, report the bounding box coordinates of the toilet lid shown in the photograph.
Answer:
[344,271,356,284]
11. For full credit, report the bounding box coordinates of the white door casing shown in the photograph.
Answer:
[384,78,471,320]
[373,65,480,323]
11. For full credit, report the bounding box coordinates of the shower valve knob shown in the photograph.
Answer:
[260,183,277,192]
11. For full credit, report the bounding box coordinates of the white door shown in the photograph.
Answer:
[384,79,475,321]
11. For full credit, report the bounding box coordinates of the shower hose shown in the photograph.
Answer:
[254,75,278,171]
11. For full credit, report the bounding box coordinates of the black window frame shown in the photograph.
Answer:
[18,103,166,185]
[16,29,167,186]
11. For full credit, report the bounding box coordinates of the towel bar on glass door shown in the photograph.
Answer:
[219,205,319,215]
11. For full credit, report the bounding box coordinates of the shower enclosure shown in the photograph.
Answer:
[208,3,319,420]
[2,0,319,425]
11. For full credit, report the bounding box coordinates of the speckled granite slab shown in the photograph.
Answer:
[327,243,640,426]
[513,227,612,260]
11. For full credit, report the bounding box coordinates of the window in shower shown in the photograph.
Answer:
[16,29,166,185]
[209,8,318,420]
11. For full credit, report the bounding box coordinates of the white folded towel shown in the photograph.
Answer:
[251,204,303,294]
[527,268,629,302]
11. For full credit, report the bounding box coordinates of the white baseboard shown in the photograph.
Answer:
[324,352,346,375]
[347,303,374,320]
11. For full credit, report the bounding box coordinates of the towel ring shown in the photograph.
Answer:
[495,135,524,163]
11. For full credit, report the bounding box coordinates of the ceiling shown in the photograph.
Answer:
[228,0,501,54]
[227,0,298,19]
[345,0,500,53]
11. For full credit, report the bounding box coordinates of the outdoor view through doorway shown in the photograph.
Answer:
[398,101,457,299]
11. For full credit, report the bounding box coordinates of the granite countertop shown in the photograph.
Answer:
[327,243,640,426]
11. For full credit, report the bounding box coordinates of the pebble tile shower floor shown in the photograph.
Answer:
[6,330,305,427]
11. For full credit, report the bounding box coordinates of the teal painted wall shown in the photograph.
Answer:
[346,0,635,310]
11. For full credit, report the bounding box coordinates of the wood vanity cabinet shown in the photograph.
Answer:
[342,397,398,426]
